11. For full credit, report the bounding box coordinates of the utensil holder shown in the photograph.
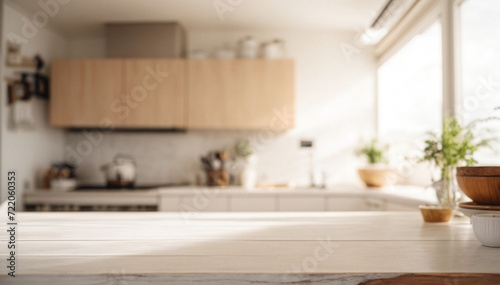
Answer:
[207,169,229,187]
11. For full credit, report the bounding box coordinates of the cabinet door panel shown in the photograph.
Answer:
[386,201,417,211]
[124,60,186,128]
[50,59,123,127]
[365,198,386,211]
[279,197,325,212]
[327,197,368,211]
[188,60,294,129]
[179,196,229,212]
[230,196,276,212]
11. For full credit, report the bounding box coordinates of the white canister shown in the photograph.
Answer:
[241,154,258,190]
[261,39,285,59]
[237,36,258,59]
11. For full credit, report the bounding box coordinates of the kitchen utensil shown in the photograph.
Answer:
[101,154,136,189]
[216,150,231,169]
[207,169,229,187]
[419,205,454,223]
[201,156,213,170]
[471,214,500,247]
[212,160,222,170]
[456,166,500,205]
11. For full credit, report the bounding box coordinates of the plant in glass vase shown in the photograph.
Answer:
[419,117,493,208]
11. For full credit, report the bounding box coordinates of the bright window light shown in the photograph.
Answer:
[459,0,500,164]
[378,20,443,141]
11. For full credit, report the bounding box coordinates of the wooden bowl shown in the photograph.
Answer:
[419,205,454,223]
[357,168,397,188]
[456,166,500,205]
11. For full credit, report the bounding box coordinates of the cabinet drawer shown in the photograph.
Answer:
[386,201,417,211]
[230,196,276,212]
[159,195,229,212]
[327,197,368,211]
[365,197,386,211]
[278,197,325,211]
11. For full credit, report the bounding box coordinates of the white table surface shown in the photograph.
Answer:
[0,210,499,284]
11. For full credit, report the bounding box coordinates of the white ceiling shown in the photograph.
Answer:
[10,0,387,37]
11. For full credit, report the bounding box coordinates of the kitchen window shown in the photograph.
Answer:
[377,19,443,142]
[458,0,500,164]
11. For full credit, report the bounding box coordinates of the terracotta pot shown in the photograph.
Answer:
[456,166,500,205]
[357,167,397,188]
[419,205,454,223]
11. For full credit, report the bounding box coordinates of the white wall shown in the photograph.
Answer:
[64,30,377,187]
[1,2,67,202]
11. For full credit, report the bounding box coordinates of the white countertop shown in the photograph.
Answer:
[0,210,499,284]
[25,184,437,206]
[158,184,437,204]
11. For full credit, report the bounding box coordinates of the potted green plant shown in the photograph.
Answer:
[419,117,493,208]
[357,138,397,187]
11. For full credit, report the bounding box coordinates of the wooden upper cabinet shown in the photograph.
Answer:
[188,59,295,129]
[51,59,294,130]
[51,59,187,128]
[123,60,186,128]
[50,59,123,127]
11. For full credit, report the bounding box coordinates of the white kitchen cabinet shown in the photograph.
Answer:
[327,197,368,211]
[26,187,429,212]
[179,195,229,212]
[365,197,386,211]
[386,201,417,211]
[158,196,181,212]
[230,196,276,212]
[159,195,229,212]
[278,196,325,211]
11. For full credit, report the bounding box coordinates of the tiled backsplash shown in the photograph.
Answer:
[64,125,371,187]
[65,130,302,185]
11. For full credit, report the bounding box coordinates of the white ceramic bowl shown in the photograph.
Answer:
[50,178,77,192]
[471,214,500,247]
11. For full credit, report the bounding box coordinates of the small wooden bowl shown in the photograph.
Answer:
[456,166,500,205]
[419,205,454,223]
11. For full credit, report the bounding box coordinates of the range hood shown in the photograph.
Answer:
[105,22,187,58]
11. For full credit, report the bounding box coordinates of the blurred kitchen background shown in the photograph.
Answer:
[1,0,499,211]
